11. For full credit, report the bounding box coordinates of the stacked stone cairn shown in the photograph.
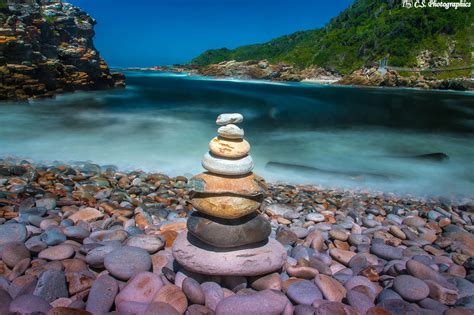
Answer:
[172,113,286,276]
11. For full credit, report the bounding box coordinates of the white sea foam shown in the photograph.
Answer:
[1,74,473,197]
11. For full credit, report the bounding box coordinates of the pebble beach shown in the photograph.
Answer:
[2,1,473,314]
[0,154,473,315]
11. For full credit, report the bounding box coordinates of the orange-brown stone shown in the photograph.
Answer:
[191,195,262,219]
[209,137,250,158]
[189,172,266,196]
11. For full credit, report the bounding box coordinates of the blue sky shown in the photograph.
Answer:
[68,0,354,67]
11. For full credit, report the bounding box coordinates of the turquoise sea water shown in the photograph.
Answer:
[1,71,473,197]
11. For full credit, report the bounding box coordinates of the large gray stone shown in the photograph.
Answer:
[0,288,12,315]
[0,224,27,246]
[86,274,118,314]
[33,270,68,303]
[215,289,288,315]
[9,294,52,314]
[104,246,152,280]
[393,275,429,302]
[172,231,286,276]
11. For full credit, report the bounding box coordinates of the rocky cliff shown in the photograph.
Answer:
[183,60,473,91]
[338,67,474,91]
[0,0,125,101]
[195,60,342,83]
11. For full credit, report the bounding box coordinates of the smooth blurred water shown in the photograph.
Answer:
[1,71,473,196]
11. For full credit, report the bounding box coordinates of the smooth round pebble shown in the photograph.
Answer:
[153,284,188,314]
[9,294,52,314]
[182,277,205,305]
[125,234,164,253]
[104,246,152,280]
[1,242,30,268]
[393,275,430,302]
[287,280,322,305]
[0,224,27,245]
[86,274,119,314]
[38,244,75,261]
[215,289,288,315]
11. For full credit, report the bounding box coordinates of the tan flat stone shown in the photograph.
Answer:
[209,137,250,158]
[189,172,266,196]
[68,207,103,223]
[191,195,262,219]
[329,248,356,266]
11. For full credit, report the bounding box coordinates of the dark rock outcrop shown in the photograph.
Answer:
[0,0,125,101]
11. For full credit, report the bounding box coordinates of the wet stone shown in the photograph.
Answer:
[85,245,119,268]
[86,274,119,314]
[145,302,181,315]
[104,246,152,280]
[201,281,224,311]
[0,288,12,315]
[115,272,163,306]
[172,232,286,276]
[38,244,75,261]
[370,243,403,261]
[63,226,90,240]
[1,241,30,268]
[287,280,322,305]
[41,229,67,246]
[393,275,429,302]
[0,224,27,245]
[33,270,68,303]
[215,289,288,315]
[152,284,188,314]
[251,273,282,291]
[314,274,346,302]
[125,234,164,253]
[346,289,375,314]
[182,277,205,305]
[276,227,298,246]
[186,304,215,315]
[9,294,52,314]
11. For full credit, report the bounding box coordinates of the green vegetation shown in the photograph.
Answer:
[43,15,58,25]
[0,0,8,10]
[192,0,473,75]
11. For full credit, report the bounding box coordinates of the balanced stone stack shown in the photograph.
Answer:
[172,113,286,276]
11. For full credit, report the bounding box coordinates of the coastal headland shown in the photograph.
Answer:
[0,0,124,101]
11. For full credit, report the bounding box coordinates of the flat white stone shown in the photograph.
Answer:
[172,231,286,276]
[216,113,243,126]
[202,152,254,176]
[217,124,244,139]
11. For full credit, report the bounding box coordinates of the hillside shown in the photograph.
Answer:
[0,0,124,101]
[192,0,473,75]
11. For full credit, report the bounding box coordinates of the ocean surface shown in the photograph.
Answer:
[1,71,473,197]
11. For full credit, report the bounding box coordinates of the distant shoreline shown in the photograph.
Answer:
[115,67,474,93]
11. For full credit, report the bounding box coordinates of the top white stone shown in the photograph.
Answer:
[216,113,243,126]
